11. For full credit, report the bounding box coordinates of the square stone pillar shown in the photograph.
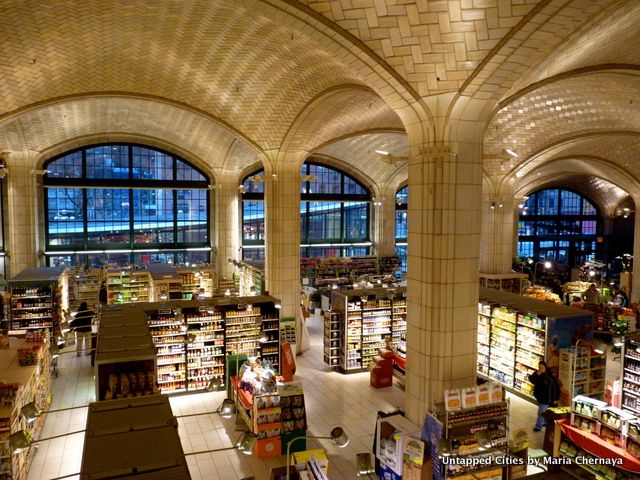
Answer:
[215,172,241,279]
[264,162,301,322]
[479,181,516,274]
[631,208,640,303]
[373,184,400,258]
[405,142,482,426]
[6,161,38,275]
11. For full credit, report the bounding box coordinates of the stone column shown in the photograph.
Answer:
[479,180,516,274]
[404,141,483,425]
[215,171,241,279]
[631,200,640,302]
[264,158,302,325]
[6,159,38,275]
[374,184,398,258]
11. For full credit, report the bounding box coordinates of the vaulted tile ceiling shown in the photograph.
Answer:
[0,0,638,202]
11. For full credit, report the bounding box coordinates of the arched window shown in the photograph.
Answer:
[240,162,372,260]
[395,186,408,273]
[240,169,265,262]
[44,144,210,267]
[517,188,599,265]
[300,162,371,257]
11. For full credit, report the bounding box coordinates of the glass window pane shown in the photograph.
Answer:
[243,201,264,241]
[305,202,341,241]
[301,247,340,258]
[395,186,408,205]
[522,192,536,215]
[396,210,408,240]
[560,190,581,215]
[176,250,209,264]
[48,255,72,268]
[582,220,596,234]
[133,252,177,265]
[133,189,175,243]
[343,202,368,240]
[132,147,173,180]
[583,200,597,216]
[517,242,533,258]
[343,176,367,195]
[395,245,407,274]
[243,170,264,194]
[86,145,129,179]
[47,188,84,246]
[103,252,131,267]
[536,221,556,236]
[242,248,265,262]
[537,189,559,215]
[176,190,208,243]
[343,246,369,257]
[558,220,581,236]
[86,188,131,244]
[307,164,341,195]
[176,159,207,182]
[46,151,83,179]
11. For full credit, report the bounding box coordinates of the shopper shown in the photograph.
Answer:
[528,361,559,432]
[70,301,95,357]
[581,284,599,303]
[612,289,629,308]
[99,280,108,306]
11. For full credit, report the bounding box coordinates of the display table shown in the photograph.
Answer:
[556,419,640,473]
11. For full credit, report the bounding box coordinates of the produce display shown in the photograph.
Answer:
[523,286,561,303]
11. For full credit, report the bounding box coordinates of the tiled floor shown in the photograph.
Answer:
[27,314,549,480]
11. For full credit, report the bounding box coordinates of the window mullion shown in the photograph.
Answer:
[129,188,134,249]
[340,202,345,243]
[83,188,88,251]
[173,189,178,249]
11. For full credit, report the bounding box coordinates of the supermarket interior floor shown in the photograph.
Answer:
[27,314,552,480]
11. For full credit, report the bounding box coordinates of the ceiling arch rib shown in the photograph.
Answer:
[501,133,640,185]
[484,73,640,180]
[0,0,430,152]
[281,85,404,154]
[506,0,640,98]
[0,96,264,175]
[313,132,408,186]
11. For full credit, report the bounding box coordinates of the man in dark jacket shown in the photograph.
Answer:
[70,301,95,357]
[528,360,559,432]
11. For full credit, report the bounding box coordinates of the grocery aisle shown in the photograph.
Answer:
[27,314,405,480]
[27,313,551,480]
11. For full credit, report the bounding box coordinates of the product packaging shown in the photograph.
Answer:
[444,389,461,411]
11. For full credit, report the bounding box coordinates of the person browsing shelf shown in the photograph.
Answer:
[99,280,108,306]
[581,283,599,304]
[70,301,95,357]
[528,360,560,432]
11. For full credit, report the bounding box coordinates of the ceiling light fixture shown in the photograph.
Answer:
[504,148,518,158]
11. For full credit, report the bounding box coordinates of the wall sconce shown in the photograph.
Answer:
[490,201,503,210]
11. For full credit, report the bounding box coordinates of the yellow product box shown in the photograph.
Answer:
[291,449,328,474]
